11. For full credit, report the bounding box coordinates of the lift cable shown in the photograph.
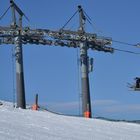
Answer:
[114,47,140,55]
[0,6,11,21]
[85,15,94,29]
[83,10,92,21]
[83,10,103,33]
[112,40,137,47]
[60,10,79,31]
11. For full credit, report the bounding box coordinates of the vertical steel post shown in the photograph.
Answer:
[10,0,16,27]
[15,35,26,109]
[80,43,92,118]
[78,5,92,118]
[10,0,26,109]
[15,13,26,108]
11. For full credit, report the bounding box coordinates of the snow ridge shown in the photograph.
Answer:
[0,101,140,140]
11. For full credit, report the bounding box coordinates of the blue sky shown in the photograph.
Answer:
[1,0,140,120]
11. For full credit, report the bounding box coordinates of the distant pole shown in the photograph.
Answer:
[78,5,92,118]
[35,94,38,106]
[32,94,38,110]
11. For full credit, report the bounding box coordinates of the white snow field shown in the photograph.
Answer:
[0,101,140,140]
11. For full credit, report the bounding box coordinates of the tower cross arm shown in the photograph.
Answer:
[0,26,113,53]
[88,37,114,53]
[34,29,113,52]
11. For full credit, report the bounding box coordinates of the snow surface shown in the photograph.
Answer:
[0,101,140,140]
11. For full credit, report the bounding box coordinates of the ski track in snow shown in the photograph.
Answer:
[0,101,140,140]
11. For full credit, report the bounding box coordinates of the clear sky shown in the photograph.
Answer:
[1,0,140,120]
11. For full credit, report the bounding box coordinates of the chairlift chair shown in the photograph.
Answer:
[127,77,140,91]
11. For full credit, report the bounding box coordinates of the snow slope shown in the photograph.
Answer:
[0,101,140,140]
